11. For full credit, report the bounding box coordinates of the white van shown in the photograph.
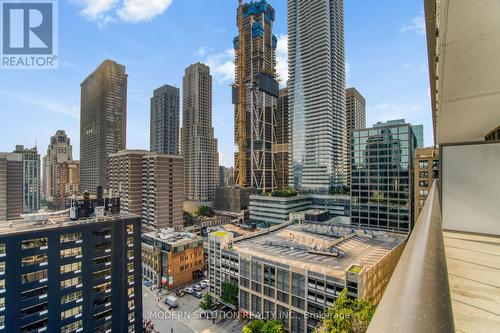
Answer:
[165,295,179,309]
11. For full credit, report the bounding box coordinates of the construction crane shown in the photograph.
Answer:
[236,0,247,187]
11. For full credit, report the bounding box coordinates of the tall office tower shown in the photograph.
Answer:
[182,63,219,212]
[14,145,41,213]
[345,88,366,186]
[275,87,290,189]
[233,0,280,192]
[42,130,73,203]
[350,120,417,232]
[108,150,184,230]
[413,147,439,222]
[0,211,142,332]
[80,60,127,194]
[0,153,23,221]
[219,166,235,187]
[150,84,180,155]
[412,124,424,148]
[288,0,347,193]
[55,161,80,207]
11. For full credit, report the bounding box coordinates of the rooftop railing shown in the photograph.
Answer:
[367,181,454,333]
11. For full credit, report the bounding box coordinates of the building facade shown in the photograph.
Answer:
[233,0,280,192]
[485,125,500,141]
[351,120,417,232]
[108,150,184,231]
[249,193,311,226]
[208,224,406,333]
[275,88,290,189]
[182,63,219,212]
[14,146,41,214]
[42,130,73,203]
[80,60,127,194]
[55,161,80,208]
[0,213,142,333]
[142,230,204,289]
[413,147,439,222]
[288,0,347,193]
[0,153,23,221]
[345,88,366,186]
[219,166,235,188]
[150,84,180,156]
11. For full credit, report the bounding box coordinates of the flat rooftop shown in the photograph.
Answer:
[444,230,500,332]
[0,212,139,236]
[209,223,256,238]
[233,223,406,278]
[143,229,202,245]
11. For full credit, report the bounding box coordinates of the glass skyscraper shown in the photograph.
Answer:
[288,0,346,193]
[350,120,417,232]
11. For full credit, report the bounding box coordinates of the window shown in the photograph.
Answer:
[22,270,47,283]
[21,238,47,250]
[60,247,81,258]
[21,285,48,300]
[0,262,5,273]
[127,237,134,247]
[419,160,429,169]
[61,305,82,320]
[128,287,134,297]
[61,290,82,304]
[21,302,48,318]
[60,233,82,243]
[61,320,82,333]
[0,244,5,255]
[127,224,134,234]
[94,282,111,293]
[60,262,81,274]
[61,276,82,289]
[128,275,134,284]
[93,269,111,280]
[22,254,48,266]
[127,263,134,272]
[291,273,305,297]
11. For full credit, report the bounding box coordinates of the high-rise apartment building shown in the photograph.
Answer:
[345,88,366,186]
[0,153,23,221]
[0,211,142,333]
[233,0,280,192]
[351,120,417,232]
[43,130,73,201]
[181,63,219,212]
[413,147,439,222]
[14,145,41,214]
[288,0,347,193]
[219,166,235,188]
[108,150,184,230]
[412,124,424,148]
[150,84,180,155]
[275,87,289,189]
[80,60,127,194]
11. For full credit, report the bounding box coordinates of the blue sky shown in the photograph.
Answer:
[0,0,431,167]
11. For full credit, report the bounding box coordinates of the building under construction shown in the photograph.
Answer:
[233,0,280,192]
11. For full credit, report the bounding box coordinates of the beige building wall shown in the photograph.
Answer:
[413,148,439,222]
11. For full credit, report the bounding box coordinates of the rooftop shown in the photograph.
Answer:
[143,229,202,245]
[0,212,139,236]
[232,223,406,278]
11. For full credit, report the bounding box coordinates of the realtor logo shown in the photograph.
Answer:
[1,0,58,69]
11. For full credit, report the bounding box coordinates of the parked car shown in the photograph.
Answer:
[165,296,179,309]
[184,287,195,294]
[193,284,202,291]
[175,289,185,297]
[193,291,203,298]
[199,282,208,289]
[201,279,209,285]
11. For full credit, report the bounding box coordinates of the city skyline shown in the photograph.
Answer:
[0,0,432,167]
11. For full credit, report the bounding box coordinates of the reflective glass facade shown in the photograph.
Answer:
[350,123,417,232]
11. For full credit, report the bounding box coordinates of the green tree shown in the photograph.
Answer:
[195,206,215,218]
[243,319,285,333]
[199,292,214,311]
[220,282,238,307]
[316,289,376,333]
[183,211,195,225]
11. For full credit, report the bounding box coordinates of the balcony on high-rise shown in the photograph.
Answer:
[368,0,500,332]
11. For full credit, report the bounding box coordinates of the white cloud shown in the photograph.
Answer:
[75,0,172,24]
[401,13,426,35]
[117,0,173,22]
[276,34,288,86]
[195,47,211,58]
[203,49,235,83]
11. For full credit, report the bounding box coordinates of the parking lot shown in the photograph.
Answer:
[142,282,245,333]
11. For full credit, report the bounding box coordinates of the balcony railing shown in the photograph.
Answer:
[367,182,454,333]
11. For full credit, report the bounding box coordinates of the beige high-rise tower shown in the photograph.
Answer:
[182,63,219,213]
[345,88,366,186]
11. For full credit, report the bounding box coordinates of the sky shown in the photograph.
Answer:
[0,0,431,167]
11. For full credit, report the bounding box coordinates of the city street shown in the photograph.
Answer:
[142,286,245,333]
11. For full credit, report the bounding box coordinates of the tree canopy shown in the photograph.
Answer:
[195,206,216,218]
[316,289,376,333]
[243,319,285,333]
[199,292,215,311]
